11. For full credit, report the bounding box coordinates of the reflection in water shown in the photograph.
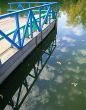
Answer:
[62,36,76,43]
[0,1,9,14]
[0,0,86,110]
[55,75,64,84]
[61,0,86,28]
[0,29,56,110]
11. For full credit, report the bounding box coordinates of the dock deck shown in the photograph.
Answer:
[0,17,50,64]
[0,2,57,84]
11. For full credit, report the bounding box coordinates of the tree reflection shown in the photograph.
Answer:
[60,0,86,28]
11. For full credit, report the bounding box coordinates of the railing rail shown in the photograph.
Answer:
[0,2,58,49]
[8,2,57,11]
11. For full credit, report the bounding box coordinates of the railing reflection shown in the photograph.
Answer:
[0,28,56,110]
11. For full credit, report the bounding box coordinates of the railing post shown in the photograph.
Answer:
[15,14,21,48]
[52,4,57,19]
[39,7,41,30]
[51,5,53,19]
[28,3,30,8]
[48,5,51,24]
[29,10,33,38]
[21,11,30,46]
[10,4,12,11]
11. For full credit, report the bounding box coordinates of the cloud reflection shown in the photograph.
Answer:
[55,75,64,84]
[76,56,86,64]
[79,49,86,56]
[62,36,76,43]
[60,47,68,53]
[39,65,55,81]
[20,85,50,110]
[72,25,83,36]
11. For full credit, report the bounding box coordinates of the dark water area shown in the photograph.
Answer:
[0,0,86,110]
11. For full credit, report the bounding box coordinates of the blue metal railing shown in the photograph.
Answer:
[0,2,58,49]
[8,2,57,11]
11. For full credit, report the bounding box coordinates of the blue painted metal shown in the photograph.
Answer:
[0,2,58,48]
[29,9,33,38]
[41,5,51,28]
[16,3,24,10]
[39,7,41,28]
[15,14,22,47]
[8,2,57,9]
[21,11,30,46]
[0,30,21,48]
[10,4,12,11]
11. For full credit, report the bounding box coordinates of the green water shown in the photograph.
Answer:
[0,0,86,110]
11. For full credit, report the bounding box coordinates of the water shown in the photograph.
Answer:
[0,0,86,110]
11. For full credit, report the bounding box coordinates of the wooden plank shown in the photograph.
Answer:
[0,17,27,33]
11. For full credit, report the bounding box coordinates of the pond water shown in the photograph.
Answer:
[0,1,86,110]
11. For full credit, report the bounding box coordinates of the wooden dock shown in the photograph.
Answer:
[0,17,56,84]
[0,2,57,84]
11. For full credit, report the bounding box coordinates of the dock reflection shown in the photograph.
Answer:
[0,28,56,110]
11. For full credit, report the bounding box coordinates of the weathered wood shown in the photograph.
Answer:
[0,17,27,33]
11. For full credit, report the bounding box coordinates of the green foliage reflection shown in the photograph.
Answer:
[59,0,86,28]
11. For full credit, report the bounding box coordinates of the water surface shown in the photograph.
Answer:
[0,1,86,110]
